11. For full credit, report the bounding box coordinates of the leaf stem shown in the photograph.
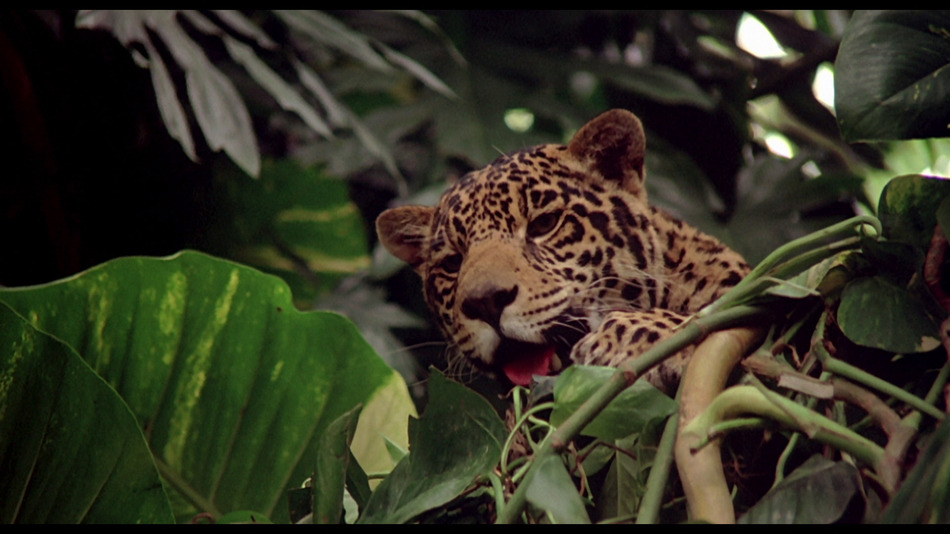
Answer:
[681,385,889,488]
[699,215,881,317]
[635,385,681,524]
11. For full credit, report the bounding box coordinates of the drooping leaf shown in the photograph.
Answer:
[550,365,676,442]
[223,36,333,138]
[0,303,174,524]
[357,370,507,524]
[835,10,950,141]
[838,276,942,354]
[0,251,414,523]
[739,455,863,524]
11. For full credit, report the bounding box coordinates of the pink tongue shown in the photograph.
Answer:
[502,345,556,386]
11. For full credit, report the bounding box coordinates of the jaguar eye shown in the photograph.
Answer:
[439,253,463,273]
[527,210,562,237]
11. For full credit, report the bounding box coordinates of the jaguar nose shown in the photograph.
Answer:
[461,284,519,330]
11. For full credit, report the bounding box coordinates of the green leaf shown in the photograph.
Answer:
[525,455,591,524]
[313,406,362,524]
[593,433,648,522]
[838,276,942,353]
[550,366,677,442]
[877,174,950,250]
[739,455,863,524]
[0,303,174,524]
[835,10,950,141]
[358,370,507,524]
[0,251,413,523]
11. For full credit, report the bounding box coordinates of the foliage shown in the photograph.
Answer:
[3,8,950,525]
[0,252,415,523]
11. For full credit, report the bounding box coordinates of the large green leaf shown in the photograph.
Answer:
[357,370,507,524]
[835,10,950,141]
[0,251,413,523]
[0,303,174,523]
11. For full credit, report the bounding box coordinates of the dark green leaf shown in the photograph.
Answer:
[0,303,174,524]
[0,251,413,523]
[215,510,272,524]
[838,276,941,353]
[835,10,950,141]
[313,405,362,524]
[739,455,863,524]
[550,366,676,442]
[525,455,591,524]
[878,174,950,250]
[593,434,646,522]
[358,370,507,524]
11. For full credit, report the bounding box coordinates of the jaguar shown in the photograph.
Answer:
[376,109,750,393]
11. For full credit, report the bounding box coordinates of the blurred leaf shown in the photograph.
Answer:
[217,159,372,308]
[0,251,413,523]
[215,510,272,524]
[835,10,950,141]
[0,303,174,524]
[275,10,393,73]
[525,455,591,524]
[738,455,863,523]
[358,370,507,524]
[223,36,332,138]
[551,366,676,442]
[838,276,942,354]
[598,63,717,110]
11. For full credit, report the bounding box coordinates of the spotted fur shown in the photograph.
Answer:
[377,109,749,392]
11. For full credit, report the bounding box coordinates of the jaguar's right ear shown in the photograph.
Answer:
[376,205,436,272]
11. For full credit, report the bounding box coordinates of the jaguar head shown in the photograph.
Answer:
[377,109,660,385]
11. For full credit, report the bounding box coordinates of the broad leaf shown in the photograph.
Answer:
[835,10,950,141]
[739,455,863,524]
[838,276,941,354]
[357,370,507,524]
[0,303,174,524]
[0,251,413,523]
[550,365,676,442]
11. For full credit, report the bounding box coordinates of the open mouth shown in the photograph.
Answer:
[493,320,587,386]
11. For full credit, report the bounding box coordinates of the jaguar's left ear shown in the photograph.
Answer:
[568,109,647,199]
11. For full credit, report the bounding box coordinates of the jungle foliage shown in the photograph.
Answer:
[2,10,950,524]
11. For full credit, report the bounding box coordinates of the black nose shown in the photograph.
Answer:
[461,285,519,330]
